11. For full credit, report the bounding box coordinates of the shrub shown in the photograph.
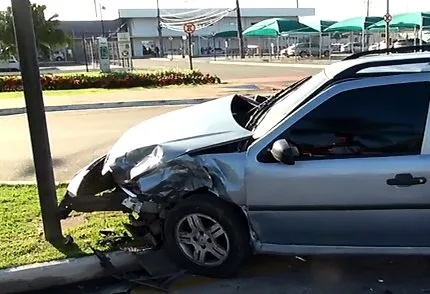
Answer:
[0,70,221,92]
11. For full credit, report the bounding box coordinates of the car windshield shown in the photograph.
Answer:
[253,70,329,138]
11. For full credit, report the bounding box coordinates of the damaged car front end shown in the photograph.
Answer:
[59,94,258,275]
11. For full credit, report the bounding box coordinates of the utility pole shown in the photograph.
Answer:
[156,0,164,57]
[364,0,371,46]
[363,0,371,16]
[11,0,63,245]
[235,0,244,59]
[296,0,299,8]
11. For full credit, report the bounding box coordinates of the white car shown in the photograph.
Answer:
[0,56,20,72]
[52,51,65,61]
[340,42,363,53]
[369,41,387,51]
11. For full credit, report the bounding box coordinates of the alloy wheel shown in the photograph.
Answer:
[175,213,230,267]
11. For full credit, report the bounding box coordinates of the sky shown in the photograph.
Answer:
[0,0,428,22]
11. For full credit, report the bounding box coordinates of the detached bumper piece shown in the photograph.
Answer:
[92,247,185,293]
[59,189,130,219]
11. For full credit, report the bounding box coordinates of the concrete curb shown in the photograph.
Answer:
[0,251,141,294]
[0,181,69,185]
[0,98,215,117]
[147,57,330,68]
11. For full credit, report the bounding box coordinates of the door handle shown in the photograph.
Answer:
[386,173,427,187]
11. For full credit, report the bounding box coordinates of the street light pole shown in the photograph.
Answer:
[235,0,245,59]
[156,0,164,57]
[385,0,390,49]
[10,0,63,245]
[99,4,105,37]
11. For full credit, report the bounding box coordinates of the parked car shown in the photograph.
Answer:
[52,50,65,61]
[0,56,20,72]
[394,39,427,49]
[340,42,363,53]
[60,45,430,278]
[210,48,225,55]
[285,43,330,58]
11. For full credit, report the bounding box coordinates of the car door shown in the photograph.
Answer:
[245,74,430,252]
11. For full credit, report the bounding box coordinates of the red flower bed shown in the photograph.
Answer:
[0,70,221,92]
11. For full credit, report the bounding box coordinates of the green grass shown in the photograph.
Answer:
[0,184,128,269]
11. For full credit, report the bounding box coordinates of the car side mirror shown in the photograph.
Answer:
[270,139,295,165]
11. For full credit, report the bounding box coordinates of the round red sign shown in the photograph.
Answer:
[183,23,196,34]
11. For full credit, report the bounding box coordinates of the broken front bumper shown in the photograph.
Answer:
[58,155,129,219]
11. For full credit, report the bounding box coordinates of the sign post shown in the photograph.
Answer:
[183,23,196,70]
[98,37,110,72]
[117,32,131,70]
[169,36,173,60]
[211,31,216,61]
[384,0,391,53]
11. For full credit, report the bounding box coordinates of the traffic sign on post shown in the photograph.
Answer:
[183,23,195,71]
[183,23,196,34]
[117,33,131,56]
[384,13,392,23]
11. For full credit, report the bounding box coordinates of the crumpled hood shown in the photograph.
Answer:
[102,95,252,177]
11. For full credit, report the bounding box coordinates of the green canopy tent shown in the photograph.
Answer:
[368,12,430,45]
[243,18,319,37]
[280,20,338,58]
[243,18,319,58]
[213,30,238,38]
[320,20,338,34]
[324,16,383,32]
[324,16,383,51]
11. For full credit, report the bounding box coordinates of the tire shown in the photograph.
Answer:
[299,51,307,58]
[323,50,330,58]
[55,56,63,61]
[164,193,251,278]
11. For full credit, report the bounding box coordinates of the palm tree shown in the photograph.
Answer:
[0,4,70,59]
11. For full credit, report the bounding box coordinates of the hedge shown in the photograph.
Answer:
[0,70,221,92]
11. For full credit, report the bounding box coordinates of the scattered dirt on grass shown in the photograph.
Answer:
[61,214,86,230]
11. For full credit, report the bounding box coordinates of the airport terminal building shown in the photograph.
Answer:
[59,7,315,60]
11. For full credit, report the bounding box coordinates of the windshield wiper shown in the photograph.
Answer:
[245,76,312,130]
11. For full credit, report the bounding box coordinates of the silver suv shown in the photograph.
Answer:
[60,45,430,278]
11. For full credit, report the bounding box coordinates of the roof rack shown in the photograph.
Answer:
[343,44,430,61]
[333,57,430,81]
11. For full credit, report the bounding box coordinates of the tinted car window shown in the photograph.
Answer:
[284,82,430,159]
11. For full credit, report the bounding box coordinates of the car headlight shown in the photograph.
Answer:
[130,145,164,180]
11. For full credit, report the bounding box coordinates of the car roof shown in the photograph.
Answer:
[324,52,430,78]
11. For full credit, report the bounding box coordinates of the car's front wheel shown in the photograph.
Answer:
[164,193,251,278]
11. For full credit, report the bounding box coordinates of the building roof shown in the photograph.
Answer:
[59,20,122,37]
[118,8,315,19]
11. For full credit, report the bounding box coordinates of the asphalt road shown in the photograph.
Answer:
[0,106,185,182]
[129,58,322,82]
[31,255,430,294]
